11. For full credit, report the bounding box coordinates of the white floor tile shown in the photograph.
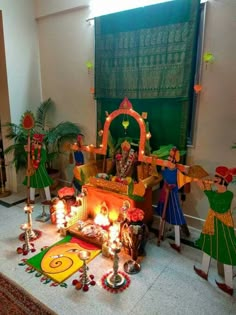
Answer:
[0,196,236,315]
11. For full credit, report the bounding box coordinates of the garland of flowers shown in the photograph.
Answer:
[101,271,131,293]
[116,148,135,178]
[31,144,42,170]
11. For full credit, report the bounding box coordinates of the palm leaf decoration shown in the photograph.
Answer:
[4,98,81,172]
[35,98,53,131]
[4,122,29,171]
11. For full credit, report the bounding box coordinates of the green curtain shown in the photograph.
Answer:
[95,0,201,150]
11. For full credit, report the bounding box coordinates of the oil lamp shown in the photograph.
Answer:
[72,250,96,292]
[16,223,36,255]
[24,204,36,239]
[105,240,126,289]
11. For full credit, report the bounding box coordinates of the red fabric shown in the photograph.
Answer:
[215,166,234,183]
[70,237,100,250]
[159,183,176,203]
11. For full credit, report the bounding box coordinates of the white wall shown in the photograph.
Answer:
[0,0,42,123]
[34,0,89,19]
[0,0,42,191]
[36,4,96,154]
[185,0,236,227]
[36,2,96,181]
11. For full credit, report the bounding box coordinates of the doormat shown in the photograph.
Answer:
[0,198,28,208]
[0,193,40,208]
[26,235,101,283]
[0,272,57,315]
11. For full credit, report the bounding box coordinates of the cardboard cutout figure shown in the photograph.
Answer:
[72,134,84,191]
[23,134,53,204]
[155,147,187,252]
[194,166,236,296]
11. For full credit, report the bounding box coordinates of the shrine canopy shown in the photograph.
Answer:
[80,97,170,168]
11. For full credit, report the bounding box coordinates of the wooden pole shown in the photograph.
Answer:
[157,186,170,246]
[26,130,31,205]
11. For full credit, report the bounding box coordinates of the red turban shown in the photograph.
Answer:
[215,166,236,184]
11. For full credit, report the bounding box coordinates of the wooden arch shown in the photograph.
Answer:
[81,98,147,162]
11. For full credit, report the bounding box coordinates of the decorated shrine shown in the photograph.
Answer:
[51,98,166,249]
[14,97,236,296]
[69,98,164,225]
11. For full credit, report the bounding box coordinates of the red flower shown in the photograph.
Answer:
[127,208,144,222]
[116,153,122,161]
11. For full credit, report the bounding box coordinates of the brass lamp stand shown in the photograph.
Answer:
[105,241,126,289]
[72,250,96,292]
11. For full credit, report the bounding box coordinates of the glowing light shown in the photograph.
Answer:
[109,209,119,222]
[94,202,110,227]
[109,225,119,243]
[94,213,110,226]
[89,0,173,18]
[55,201,66,230]
[79,250,90,260]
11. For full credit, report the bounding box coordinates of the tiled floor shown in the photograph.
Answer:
[0,193,236,315]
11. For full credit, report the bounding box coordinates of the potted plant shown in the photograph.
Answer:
[4,98,81,184]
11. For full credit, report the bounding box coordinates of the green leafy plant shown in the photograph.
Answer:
[4,98,81,172]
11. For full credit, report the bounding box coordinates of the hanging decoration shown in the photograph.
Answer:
[194,84,202,94]
[141,112,147,119]
[86,60,94,95]
[86,60,93,72]
[203,52,215,69]
[122,114,130,133]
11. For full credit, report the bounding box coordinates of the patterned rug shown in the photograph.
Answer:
[26,235,101,283]
[0,272,57,315]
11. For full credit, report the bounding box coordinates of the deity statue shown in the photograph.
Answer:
[114,140,137,182]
